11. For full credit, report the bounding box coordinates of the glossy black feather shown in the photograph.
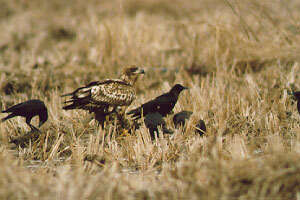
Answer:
[127,84,188,119]
[173,110,193,128]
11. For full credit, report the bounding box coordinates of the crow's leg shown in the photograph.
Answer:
[26,117,41,133]
[30,124,40,133]
[94,110,106,128]
[28,124,41,133]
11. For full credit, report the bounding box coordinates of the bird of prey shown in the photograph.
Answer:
[293,91,300,115]
[1,99,48,132]
[173,110,193,128]
[61,66,145,124]
[127,84,188,119]
[144,112,173,140]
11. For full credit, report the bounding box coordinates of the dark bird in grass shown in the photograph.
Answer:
[292,91,300,115]
[195,119,206,136]
[173,110,206,136]
[173,110,193,128]
[1,99,48,132]
[61,66,145,126]
[127,84,188,119]
[144,112,173,140]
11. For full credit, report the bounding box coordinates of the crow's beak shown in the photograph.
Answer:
[134,68,145,74]
[138,69,145,74]
[183,86,189,90]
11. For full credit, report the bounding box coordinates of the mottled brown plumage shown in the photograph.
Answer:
[62,66,145,120]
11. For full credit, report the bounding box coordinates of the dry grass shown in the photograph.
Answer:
[0,0,300,199]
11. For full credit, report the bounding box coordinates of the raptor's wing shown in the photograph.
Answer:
[91,80,136,106]
[62,79,136,111]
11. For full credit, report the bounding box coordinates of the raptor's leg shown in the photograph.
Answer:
[94,110,107,128]
[94,106,120,128]
[116,106,131,132]
[116,107,125,120]
[103,106,118,115]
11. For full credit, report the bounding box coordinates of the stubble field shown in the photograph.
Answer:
[0,0,300,199]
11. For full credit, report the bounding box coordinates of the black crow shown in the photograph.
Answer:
[195,119,206,136]
[173,110,206,136]
[173,110,193,128]
[293,91,300,115]
[144,112,173,140]
[127,84,188,119]
[1,99,48,131]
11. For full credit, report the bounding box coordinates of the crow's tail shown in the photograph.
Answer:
[1,113,16,122]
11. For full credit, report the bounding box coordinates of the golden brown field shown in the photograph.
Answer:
[0,0,300,199]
